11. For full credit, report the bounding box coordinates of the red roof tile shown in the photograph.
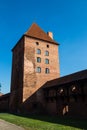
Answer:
[25,23,58,44]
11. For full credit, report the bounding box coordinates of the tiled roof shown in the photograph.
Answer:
[44,69,87,89]
[25,23,58,44]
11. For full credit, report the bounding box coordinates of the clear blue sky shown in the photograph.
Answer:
[0,0,87,94]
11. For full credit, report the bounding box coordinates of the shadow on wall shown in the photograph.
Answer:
[13,83,87,130]
[0,85,87,130]
[19,84,47,115]
[18,80,87,118]
[0,93,10,112]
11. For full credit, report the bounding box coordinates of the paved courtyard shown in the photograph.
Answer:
[0,119,25,130]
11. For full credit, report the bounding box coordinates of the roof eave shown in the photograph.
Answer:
[24,34,60,45]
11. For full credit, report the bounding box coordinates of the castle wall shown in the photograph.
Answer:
[43,81,87,118]
[68,82,87,118]
[0,93,10,112]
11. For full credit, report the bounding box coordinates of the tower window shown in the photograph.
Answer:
[47,45,49,48]
[45,59,49,64]
[37,49,41,54]
[36,42,39,45]
[45,51,49,56]
[36,67,41,73]
[37,57,41,63]
[45,68,50,74]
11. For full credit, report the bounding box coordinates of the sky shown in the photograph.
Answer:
[0,0,87,94]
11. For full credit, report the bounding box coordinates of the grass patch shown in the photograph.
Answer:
[0,113,87,130]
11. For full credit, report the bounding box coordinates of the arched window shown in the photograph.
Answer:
[37,49,41,54]
[36,67,41,73]
[37,57,41,63]
[45,68,50,74]
[45,59,49,64]
[45,51,49,56]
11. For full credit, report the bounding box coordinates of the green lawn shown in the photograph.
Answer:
[0,113,87,130]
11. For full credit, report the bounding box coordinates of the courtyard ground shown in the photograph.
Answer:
[0,113,87,130]
[0,118,24,130]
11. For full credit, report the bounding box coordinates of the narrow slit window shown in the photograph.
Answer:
[36,42,39,45]
[47,45,49,48]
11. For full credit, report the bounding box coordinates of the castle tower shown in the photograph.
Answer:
[9,23,60,112]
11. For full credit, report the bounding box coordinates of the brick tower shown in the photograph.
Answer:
[9,23,60,112]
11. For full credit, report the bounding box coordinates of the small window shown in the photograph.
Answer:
[47,45,49,48]
[45,68,50,74]
[36,42,39,45]
[45,51,49,56]
[37,49,41,54]
[45,59,49,64]
[37,57,41,63]
[36,67,41,73]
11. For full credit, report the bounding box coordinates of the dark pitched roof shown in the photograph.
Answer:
[0,93,10,99]
[25,23,58,45]
[44,69,87,89]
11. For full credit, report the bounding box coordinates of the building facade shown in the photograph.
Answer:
[9,23,60,112]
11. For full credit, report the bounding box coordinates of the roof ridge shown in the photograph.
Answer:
[47,69,87,83]
[25,22,36,34]
[43,69,87,89]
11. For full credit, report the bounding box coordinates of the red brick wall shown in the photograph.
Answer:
[23,36,60,102]
[10,35,60,113]
[9,37,24,112]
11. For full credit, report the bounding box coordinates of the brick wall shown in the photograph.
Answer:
[9,37,24,112]
[10,35,60,113]
[0,93,10,112]
[23,36,60,102]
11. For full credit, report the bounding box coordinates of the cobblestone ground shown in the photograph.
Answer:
[0,119,25,130]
